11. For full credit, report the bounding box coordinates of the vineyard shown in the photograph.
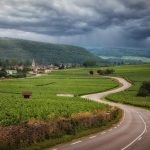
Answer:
[0,69,118,126]
[107,64,150,108]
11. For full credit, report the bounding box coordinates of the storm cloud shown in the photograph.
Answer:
[0,0,150,47]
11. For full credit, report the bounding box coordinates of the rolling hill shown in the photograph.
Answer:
[88,47,150,58]
[0,38,103,65]
[88,47,150,63]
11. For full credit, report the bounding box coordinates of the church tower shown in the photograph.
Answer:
[32,59,37,73]
[32,59,35,68]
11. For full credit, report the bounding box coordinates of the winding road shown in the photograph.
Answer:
[49,77,150,150]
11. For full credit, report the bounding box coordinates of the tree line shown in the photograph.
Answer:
[0,59,31,67]
[89,69,115,75]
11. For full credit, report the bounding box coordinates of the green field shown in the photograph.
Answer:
[0,69,118,126]
[107,64,150,108]
[1,64,149,150]
[1,64,149,127]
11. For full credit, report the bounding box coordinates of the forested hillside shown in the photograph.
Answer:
[89,47,150,58]
[0,38,103,64]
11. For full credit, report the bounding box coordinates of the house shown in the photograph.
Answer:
[30,59,60,75]
[37,68,46,74]
[6,70,17,75]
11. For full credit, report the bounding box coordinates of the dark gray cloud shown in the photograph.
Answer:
[0,0,150,47]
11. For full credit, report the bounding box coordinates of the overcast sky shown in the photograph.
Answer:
[0,0,150,48]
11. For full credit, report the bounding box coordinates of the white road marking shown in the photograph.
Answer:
[114,127,117,129]
[138,137,142,141]
[49,77,147,150]
[121,112,147,150]
[71,141,82,145]
[89,135,97,139]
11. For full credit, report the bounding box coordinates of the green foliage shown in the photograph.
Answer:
[0,59,30,67]
[137,81,150,97]
[0,68,7,77]
[59,64,65,69]
[83,60,97,67]
[89,70,94,75]
[13,72,27,78]
[0,37,103,64]
[97,69,115,75]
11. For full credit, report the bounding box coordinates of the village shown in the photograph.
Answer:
[0,59,80,78]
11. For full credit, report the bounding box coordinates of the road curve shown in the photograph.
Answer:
[49,77,150,150]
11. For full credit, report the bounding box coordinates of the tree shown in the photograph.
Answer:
[0,59,2,66]
[22,66,30,73]
[97,69,115,75]
[137,81,150,97]
[11,59,18,66]
[59,64,65,69]
[89,70,94,75]
[0,68,7,77]
[83,60,96,67]
[24,60,31,66]
[105,69,114,75]
[97,69,105,75]
[14,72,26,78]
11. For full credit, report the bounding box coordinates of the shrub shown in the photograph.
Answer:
[0,108,119,149]
[137,81,150,97]
[13,72,26,78]
[97,69,115,75]
[97,70,104,75]
[105,69,114,75]
[89,71,94,75]
[0,68,7,78]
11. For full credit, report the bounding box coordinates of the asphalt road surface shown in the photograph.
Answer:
[49,77,150,150]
